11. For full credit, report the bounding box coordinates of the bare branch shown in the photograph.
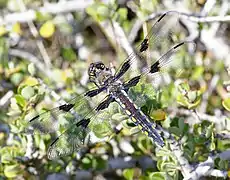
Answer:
[147,11,230,23]
[0,90,13,107]
[156,125,193,178]
[200,0,216,16]
[168,107,227,124]
[17,0,52,68]
[0,0,93,26]
[185,155,228,180]
[8,48,51,77]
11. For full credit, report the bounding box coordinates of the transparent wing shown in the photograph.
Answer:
[47,118,90,160]
[47,98,115,160]
[26,91,114,159]
[114,11,195,82]
[25,87,106,134]
[122,41,196,91]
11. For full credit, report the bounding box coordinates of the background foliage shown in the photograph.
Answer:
[0,0,230,179]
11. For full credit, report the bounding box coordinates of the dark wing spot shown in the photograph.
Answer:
[59,104,74,112]
[140,38,149,52]
[127,75,141,86]
[95,96,114,111]
[85,87,104,97]
[150,61,160,74]
[120,60,131,74]
[123,75,141,89]
[96,101,108,111]
[76,118,90,128]
[50,137,59,147]
[115,59,131,80]
[157,13,166,22]
[173,42,184,49]
[29,115,40,122]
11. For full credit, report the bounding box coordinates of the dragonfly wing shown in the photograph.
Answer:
[47,118,91,160]
[114,11,194,82]
[25,88,103,134]
[44,95,115,159]
[47,101,115,160]
[26,107,63,134]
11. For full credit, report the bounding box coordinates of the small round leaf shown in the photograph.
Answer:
[222,98,230,111]
[28,63,36,76]
[21,86,35,99]
[39,20,55,38]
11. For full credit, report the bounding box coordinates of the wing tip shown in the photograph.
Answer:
[29,115,40,122]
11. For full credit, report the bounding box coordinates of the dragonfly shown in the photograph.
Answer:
[25,11,195,160]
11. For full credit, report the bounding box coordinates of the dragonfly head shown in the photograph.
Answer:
[88,62,113,86]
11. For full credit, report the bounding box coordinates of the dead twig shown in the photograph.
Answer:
[0,0,93,26]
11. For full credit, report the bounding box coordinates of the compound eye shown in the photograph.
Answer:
[100,64,105,69]
[96,62,105,70]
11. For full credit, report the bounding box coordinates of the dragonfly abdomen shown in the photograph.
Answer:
[114,90,165,147]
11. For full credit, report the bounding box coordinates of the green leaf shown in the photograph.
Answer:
[148,172,167,180]
[112,113,128,122]
[187,91,197,102]
[177,90,201,109]
[81,156,93,169]
[10,73,23,86]
[4,164,22,178]
[91,120,113,138]
[39,20,55,38]
[137,135,152,152]
[86,3,109,22]
[191,66,204,80]
[23,77,39,86]
[168,127,181,137]
[14,94,26,108]
[21,86,35,100]
[97,5,110,17]
[1,153,13,164]
[116,8,127,21]
[222,98,230,111]
[7,97,21,116]
[61,47,77,61]
[28,63,36,76]
[123,169,134,180]
[178,118,185,133]
[149,109,166,121]
[93,157,107,170]
[86,4,98,21]
[36,11,52,22]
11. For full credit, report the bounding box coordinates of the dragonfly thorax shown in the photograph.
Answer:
[88,62,113,87]
[107,82,123,95]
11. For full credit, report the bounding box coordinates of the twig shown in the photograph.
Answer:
[155,124,193,178]
[8,48,51,77]
[24,134,33,159]
[207,0,230,39]
[0,0,93,26]
[129,10,230,44]
[200,0,216,16]
[0,90,13,107]
[185,155,228,179]
[99,20,138,72]
[17,0,52,68]
[216,133,230,140]
[151,11,230,23]
[198,74,220,114]
[168,107,227,124]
